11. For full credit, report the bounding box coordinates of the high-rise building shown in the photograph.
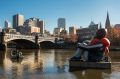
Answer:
[13,14,24,31]
[24,18,39,27]
[25,26,40,34]
[53,27,63,36]
[23,18,41,34]
[4,20,11,28]
[58,18,66,30]
[69,26,76,35]
[60,29,67,37]
[105,12,111,29]
[69,26,77,42]
[99,22,102,29]
[38,20,44,34]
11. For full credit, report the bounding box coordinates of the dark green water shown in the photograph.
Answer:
[0,49,120,79]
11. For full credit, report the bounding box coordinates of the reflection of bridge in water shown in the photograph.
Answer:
[0,32,55,50]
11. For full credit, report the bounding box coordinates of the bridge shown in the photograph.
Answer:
[0,32,55,50]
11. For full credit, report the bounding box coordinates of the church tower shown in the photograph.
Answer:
[105,12,111,28]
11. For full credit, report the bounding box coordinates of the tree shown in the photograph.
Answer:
[107,27,120,46]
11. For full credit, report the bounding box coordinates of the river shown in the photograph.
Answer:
[0,49,120,79]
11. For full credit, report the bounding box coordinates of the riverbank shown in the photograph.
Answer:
[41,42,120,51]
[110,46,120,51]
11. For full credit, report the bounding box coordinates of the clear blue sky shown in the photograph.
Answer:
[0,0,120,33]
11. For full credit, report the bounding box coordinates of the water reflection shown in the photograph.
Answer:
[70,69,111,79]
[0,49,120,79]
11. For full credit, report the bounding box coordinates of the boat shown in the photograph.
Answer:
[69,59,111,71]
[10,50,24,59]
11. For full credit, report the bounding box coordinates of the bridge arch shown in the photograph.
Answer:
[39,41,54,49]
[7,39,39,49]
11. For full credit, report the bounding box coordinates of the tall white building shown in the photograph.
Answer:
[58,18,66,30]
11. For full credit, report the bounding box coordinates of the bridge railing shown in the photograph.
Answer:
[4,34,35,42]
[4,33,55,43]
[38,36,55,43]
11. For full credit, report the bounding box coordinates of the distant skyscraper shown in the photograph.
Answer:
[69,26,76,35]
[13,14,24,31]
[99,22,102,29]
[24,18,39,27]
[23,18,41,34]
[38,20,45,34]
[24,18,44,34]
[58,18,66,30]
[105,12,111,28]
[4,20,11,28]
[53,27,63,36]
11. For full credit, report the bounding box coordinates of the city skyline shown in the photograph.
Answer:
[0,0,120,33]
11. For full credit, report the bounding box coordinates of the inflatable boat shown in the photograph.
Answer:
[10,50,24,59]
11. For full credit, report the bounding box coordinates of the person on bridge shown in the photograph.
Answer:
[70,28,110,62]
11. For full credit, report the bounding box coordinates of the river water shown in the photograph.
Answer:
[0,49,120,79]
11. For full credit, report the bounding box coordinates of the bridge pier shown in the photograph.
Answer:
[34,44,40,49]
[0,43,7,50]
[0,32,7,50]
[35,35,40,49]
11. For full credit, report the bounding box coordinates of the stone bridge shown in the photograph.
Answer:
[0,32,55,50]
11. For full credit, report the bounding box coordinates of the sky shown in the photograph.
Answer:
[0,0,120,33]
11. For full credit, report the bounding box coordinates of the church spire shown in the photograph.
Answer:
[105,12,111,28]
